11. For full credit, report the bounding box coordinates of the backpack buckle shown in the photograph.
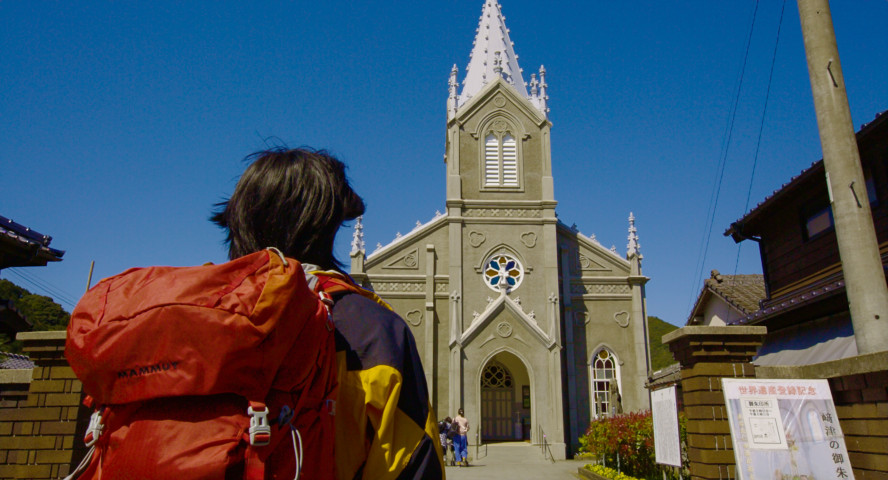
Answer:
[247,404,271,446]
[318,291,335,331]
[84,409,105,447]
[318,291,334,308]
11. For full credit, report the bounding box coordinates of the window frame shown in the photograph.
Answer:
[479,118,523,191]
[589,348,621,419]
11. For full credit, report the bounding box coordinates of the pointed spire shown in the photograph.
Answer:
[537,65,549,118]
[459,1,528,105]
[627,212,640,257]
[447,64,459,120]
[351,216,365,254]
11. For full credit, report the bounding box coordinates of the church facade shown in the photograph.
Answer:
[348,1,650,458]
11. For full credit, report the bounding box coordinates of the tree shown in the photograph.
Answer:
[647,316,678,372]
[0,278,70,331]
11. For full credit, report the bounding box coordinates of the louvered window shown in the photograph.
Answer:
[502,135,518,186]
[485,134,501,186]
[484,130,519,188]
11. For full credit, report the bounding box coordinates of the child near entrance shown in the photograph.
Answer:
[453,408,470,466]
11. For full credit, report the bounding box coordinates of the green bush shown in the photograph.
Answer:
[578,411,687,480]
[584,464,642,480]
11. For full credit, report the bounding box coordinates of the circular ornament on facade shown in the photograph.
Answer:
[494,96,506,107]
[483,254,524,292]
[614,311,630,328]
[469,230,487,248]
[496,321,513,338]
[406,310,422,326]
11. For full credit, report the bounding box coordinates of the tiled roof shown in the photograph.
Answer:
[730,272,846,326]
[646,362,680,389]
[704,271,766,314]
[0,352,34,370]
[0,215,65,268]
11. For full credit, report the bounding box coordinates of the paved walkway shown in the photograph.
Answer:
[443,442,585,479]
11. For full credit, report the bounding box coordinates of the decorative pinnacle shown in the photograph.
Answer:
[627,212,640,256]
[351,216,365,254]
[448,64,459,119]
[538,65,549,118]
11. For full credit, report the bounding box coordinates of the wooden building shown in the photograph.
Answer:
[725,109,888,365]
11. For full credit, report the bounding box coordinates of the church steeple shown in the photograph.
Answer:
[459,1,527,104]
[455,1,549,118]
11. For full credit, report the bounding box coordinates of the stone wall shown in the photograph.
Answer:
[758,352,888,479]
[665,327,888,480]
[0,331,88,479]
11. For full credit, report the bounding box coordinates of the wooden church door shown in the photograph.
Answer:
[480,361,514,441]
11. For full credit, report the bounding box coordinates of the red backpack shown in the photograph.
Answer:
[65,248,348,480]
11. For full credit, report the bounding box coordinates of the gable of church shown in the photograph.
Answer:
[452,79,550,202]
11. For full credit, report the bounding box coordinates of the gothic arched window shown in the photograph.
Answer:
[590,349,621,418]
[483,120,519,188]
[481,362,513,388]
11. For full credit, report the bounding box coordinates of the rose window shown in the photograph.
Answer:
[483,254,524,292]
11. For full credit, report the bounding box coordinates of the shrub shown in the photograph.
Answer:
[578,411,687,480]
[584,464,642,480]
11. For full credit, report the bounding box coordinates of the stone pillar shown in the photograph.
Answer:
[424,244,437,406]
[797,0,888,354]
[0,331,89,480]
[663,326,767,480]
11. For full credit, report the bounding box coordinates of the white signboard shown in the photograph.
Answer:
[723,378,854,480]
[651,386,682,467]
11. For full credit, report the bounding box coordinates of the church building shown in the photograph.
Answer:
[348,1,651,458]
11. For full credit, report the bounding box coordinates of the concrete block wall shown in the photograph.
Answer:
[0,368,32,474]
[663,326,767,480]
[0,331,88,479]
[759,352,888,480]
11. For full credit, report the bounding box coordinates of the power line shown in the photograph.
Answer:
[725,0,788,325]
[687,0,762,317]
[4,268,78,310]
[732,1,787,263]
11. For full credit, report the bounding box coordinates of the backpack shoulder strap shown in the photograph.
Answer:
[306,270,393,311]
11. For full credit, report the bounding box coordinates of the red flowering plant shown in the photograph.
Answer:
[578,410,686,480]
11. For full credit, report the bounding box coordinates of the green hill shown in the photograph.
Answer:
[0,279,70,353]
[648,315,679,372]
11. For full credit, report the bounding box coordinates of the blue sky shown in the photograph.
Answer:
[3,1,887,326]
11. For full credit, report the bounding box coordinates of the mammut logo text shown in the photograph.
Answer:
[118,361,180,379]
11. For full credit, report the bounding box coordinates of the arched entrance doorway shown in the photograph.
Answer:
[480,351,531,442]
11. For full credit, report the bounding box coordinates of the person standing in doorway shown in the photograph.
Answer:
[453,408,470,466]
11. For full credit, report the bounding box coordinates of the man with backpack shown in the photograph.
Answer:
[66,148,445,479]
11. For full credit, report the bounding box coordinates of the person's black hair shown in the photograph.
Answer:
[211,147,365,270]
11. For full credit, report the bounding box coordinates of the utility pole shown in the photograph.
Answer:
[797,0,888,354]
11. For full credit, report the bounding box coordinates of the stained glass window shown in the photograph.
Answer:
[591,349,619,418]
[483,254,524,292]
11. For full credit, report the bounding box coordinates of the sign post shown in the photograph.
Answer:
[651,386,682,468]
